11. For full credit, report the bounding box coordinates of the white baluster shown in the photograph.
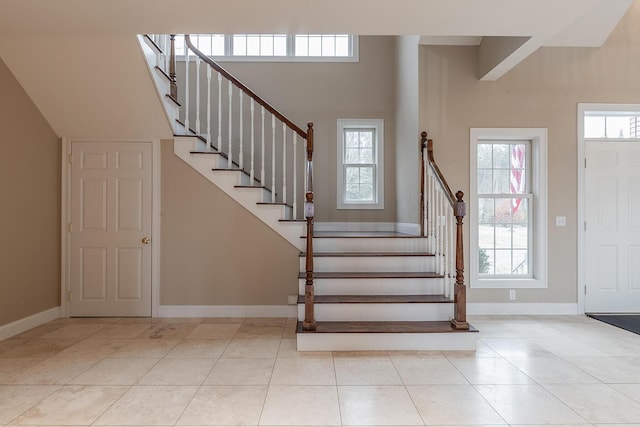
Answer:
[239,92,244,170]
[184,37,190,132]
[282,123,287,205]
[164,34,170,71]
[217,73,222,151]
[428,170,434,254]
[228,81,233,168]
[449,211,455,299]
[292,131,297,220]
[195,55,201,135]
[439,191,445,276]
[271,115,276,203]
[444,197,450,298]
[261,107,266,185]
[250,99,255,183]
[206,66,211,147]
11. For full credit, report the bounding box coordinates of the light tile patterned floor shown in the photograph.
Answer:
[1,315,640,425]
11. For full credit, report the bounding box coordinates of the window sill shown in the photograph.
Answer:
[337,203,385,210]
[471,278,547,289]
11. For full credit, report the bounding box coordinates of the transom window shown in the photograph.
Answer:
[175,34,357,61]
[337,119,384,209]
[584,111,640,139]
[470,128,548,289]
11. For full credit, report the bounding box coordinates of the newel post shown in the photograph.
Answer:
[303,122,317,331]
[451,191,470,330]
[419,132,428,237]
[169,34,178,100]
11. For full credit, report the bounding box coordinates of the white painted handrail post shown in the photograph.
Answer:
[293,132,298,219]
[261,107,266,185]
[195,55,201,135]
[228,81,233,168]
[217,73,222,151]
[206,66,211,147]
[184,37,190,132]
[271,115,276,202]
[250,99,255,183]
[282,123,287,205]
[239,92,244,170]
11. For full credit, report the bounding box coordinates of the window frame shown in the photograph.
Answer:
[470,128,548,289]
[337,119,385,210]
[177,34,359,63]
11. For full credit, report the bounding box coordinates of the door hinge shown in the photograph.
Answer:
[584,158,587,168]
[67,291,72,302]
[68,223,73,233]
[584,287,587,295]
[68,154,73,164]
[584,222,587,231]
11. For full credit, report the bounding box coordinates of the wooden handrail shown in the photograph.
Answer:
[184,35,307,140]
[420,131,468,330]
[421,132,456,208]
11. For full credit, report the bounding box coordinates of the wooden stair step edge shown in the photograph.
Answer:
[297,294,452,304]
[297,320,478,334]
[299,252,435,258]
[298,271,444,279]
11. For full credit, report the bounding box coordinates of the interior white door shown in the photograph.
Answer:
[70,141,152,316]
[585,142,640,313]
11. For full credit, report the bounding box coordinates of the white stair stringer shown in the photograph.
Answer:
[174,137,305,250]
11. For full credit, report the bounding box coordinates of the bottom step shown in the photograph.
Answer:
[296,321,478,351]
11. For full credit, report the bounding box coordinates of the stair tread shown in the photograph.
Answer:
[300,252,435,257]
[298,271,444,279]
[311,231,423,238]
[297,321,478,334]
[298,295,451,304]
[235,185,271,192]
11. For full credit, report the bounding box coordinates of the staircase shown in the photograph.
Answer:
[140,34,477,350]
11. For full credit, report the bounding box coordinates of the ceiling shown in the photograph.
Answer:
[0,0,632,45]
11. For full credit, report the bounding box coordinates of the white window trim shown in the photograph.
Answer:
[577,103,640,314]
[177,34,359,63]
[470,128,548,289]
[337,119,385,210]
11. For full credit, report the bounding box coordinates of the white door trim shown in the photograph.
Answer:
[61,138,161,318]
[577,103,640,314]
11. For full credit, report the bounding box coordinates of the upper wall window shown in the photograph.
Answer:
[175,34,358,62]
[470,128,548,289]
[337,119,384,210]
[584,111,640,139]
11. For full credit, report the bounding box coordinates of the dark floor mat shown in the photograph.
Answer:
[587,314,640,335]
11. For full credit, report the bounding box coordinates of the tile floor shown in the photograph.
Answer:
[1,315,640,425]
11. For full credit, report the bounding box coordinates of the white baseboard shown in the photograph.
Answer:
[315,222,420,235]
[468,303,578,316]
[158,305,297,318]
[0,306,61,341]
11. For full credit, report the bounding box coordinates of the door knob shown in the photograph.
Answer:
[142,237,150,244]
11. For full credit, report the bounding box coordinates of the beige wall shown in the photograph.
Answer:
[160,140,299,305]
[219,36,397,223]
[420,2,640,304]
[0,58,60,326]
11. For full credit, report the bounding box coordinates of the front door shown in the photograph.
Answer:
[585,141,640,312]
[70,141,153,316]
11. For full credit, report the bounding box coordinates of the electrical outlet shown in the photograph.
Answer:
[509,289,517,300]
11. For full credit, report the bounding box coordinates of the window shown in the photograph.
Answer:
[470,128,547,288]
[337,119,384,209]
[175,34,358,61]
[584,110,640,139]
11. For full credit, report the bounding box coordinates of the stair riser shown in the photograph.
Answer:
[298,278,449,295]
[297,303,453,322]
[297,332,476,351]
[235,187,272,203]
[312,237,432,253]
[299,256,436,272]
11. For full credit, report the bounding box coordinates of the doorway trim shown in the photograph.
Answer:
[61,138,161,318]
[577,103,640,314]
